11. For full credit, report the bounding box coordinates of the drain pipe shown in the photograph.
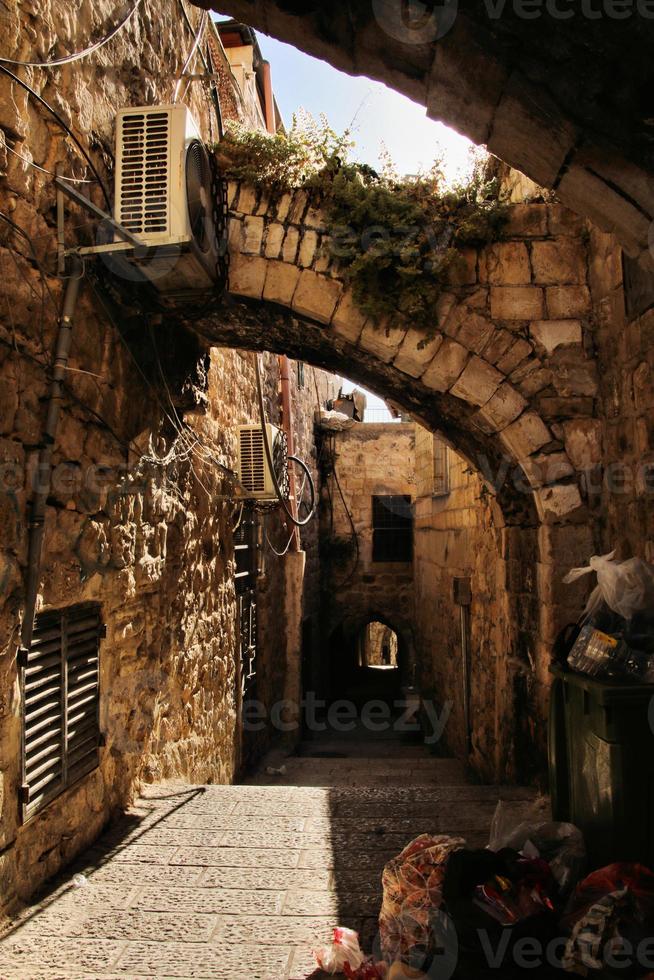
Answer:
[278,355,300,553]
[454,576,473,757]
[20,254,84,652]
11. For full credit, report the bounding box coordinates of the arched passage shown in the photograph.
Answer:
[195,0,654,258]
[185,182,599,780]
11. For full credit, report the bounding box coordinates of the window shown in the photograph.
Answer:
[372,495,413,562]
[433,437,450,496]
[20,603,103,821]
[296,361,305,390]
[623,250,654,321]
[234,508,258,699]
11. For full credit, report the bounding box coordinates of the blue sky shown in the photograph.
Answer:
[215,15,474,417]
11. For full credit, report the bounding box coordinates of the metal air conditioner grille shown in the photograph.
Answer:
[240,428,266,494]
[119,111,170,235]
[22,604,102,820]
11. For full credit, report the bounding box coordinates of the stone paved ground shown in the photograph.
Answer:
[0,738,536,979]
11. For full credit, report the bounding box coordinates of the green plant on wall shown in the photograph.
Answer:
[214,113,507,338]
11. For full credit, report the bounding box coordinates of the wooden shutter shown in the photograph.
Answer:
[21,603,102,821]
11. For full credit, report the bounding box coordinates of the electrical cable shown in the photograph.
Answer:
[253,351,316,528]
[0,64,111,209]
[0,0,144,67]
[4,141,98,183]
[173,9,208,103]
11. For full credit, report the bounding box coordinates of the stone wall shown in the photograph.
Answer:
[0,1,333,915]
[413,429,513,780]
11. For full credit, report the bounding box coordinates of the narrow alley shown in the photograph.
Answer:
[0,738,535,979]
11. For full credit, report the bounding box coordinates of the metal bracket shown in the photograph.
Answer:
[54,176,147,259]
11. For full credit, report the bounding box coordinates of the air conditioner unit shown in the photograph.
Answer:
[113,104,220,297]
[237,424,289,501]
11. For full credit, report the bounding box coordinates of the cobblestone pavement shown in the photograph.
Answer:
[0,742,536,979]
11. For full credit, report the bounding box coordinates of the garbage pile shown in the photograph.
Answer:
[315,803,654,978]
[558,552,654,681]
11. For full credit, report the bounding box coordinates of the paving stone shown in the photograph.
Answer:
[116,941,291,978]
[282,890,379,917]
[15,908,218,943]
[130,886,284,916]
[171,847,300,869]
[200,867,333,892]
[215,914,346,946]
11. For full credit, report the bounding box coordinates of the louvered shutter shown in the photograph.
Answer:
[21,604,102,821]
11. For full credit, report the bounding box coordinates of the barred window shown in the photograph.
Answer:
[433,437,450,496]
[21,603,103,821]
[372,495,413,563]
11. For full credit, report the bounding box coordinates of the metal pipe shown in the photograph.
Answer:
[461,603,472,756]
[278,355,300,552]
[260,61,276,134]
[21,255,84,651]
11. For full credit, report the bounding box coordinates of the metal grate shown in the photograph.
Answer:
[119,111,170,235]
[21,603,103,821]
[234,510,258,700]
[372,495,413,563]
[239,427,266,494]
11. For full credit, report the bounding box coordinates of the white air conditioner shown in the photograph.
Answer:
[237,424,289,501]
[113,104,220,296]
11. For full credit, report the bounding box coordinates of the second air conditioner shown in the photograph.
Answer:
[237,424,289,501]
[113,104,220,297]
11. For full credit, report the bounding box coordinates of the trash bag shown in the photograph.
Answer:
[379,834,466,965]
[564,552,654,624]
[315,927,366,975]
[488,800,586,898]
[561,863,654,978]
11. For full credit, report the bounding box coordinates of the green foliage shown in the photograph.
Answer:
[215,114,508,336]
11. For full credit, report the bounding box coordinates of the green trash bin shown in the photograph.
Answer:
[549,663,654,869]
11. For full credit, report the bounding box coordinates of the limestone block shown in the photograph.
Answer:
[288,190,308,225]
[496,338,532,375]
[263,262,301,307]
[282,227,300,264]
[531,240,586,285]
[504,204,548,238]
[227,181,239,209]
[547,206,585,237]
[450,356,503,407]
[562,419,603,470]
[482,329,514,366]
[549,348,598,398]
[452,311,495,355]
[480,242,531,285]
[236,184,257,215]
[332,291,368,344]
[426,28,507,145]
[229,253,267,300]
[521,452,575,488]
[292,270,342,324]
[557,163,649,257]
[475,384,527,432]
[359,320,406,364]
[241,215,264,255]
[304,206,326,232]
[530,319,582,354]
[501,412,551,460]
[422,338,469,393]
[394,329,444,378]
[490,286,544,321]
[275,193,292,223]
[264,222,285,259]
[487,73,577,188]
[298,230,319,268]
[546,286,591,319]
[535,483,584,522]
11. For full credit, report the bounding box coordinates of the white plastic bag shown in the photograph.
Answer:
[315,927,366,975]
[563,551,654,622]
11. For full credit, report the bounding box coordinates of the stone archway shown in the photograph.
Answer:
[189,180,599,780]
[195,0,654,258]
